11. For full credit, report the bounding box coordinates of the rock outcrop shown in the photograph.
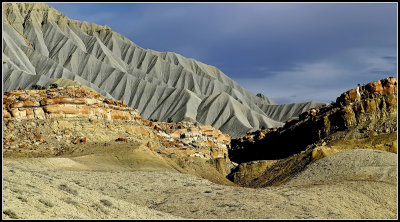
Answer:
[147,121,230,160]
[3,2,326,138]
[228,77,397,187]
[3,86,231,175]
[3,86,139,121]
[230,77,397,163]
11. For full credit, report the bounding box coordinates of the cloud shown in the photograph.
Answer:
[234,47,397,104]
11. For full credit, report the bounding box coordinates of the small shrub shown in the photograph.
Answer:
[39,199,54,207]
[49,83,58,89]
[31,84,45,90]
[58,184,78,196]
[64,197,79,206]
[91,203,109,214]
[3,209,18,219]
[100,199,113,207]
[17,196,28,202]
[167,117,173,123]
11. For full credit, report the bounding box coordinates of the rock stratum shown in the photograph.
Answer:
[2,2,326,138]
[3,85,234,185]
[228,77,397,187]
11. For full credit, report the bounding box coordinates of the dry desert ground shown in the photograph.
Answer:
[2,146,397,219]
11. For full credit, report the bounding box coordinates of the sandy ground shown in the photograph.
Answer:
[2,149,398,219]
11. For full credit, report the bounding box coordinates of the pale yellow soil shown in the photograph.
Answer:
[2,148,397,219]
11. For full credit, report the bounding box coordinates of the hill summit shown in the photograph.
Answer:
[3,3,326,137]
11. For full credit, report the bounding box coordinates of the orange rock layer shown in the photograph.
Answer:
[3,86,231,165]
[336,77,397,106]
[3,86,140,121]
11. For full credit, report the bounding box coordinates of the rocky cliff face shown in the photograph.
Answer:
[230,77,397,163]
[228,77,397,187]
[3,86,139,121]
[2,86,231,175]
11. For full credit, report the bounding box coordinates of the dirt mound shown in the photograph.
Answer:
[285,149,397,186]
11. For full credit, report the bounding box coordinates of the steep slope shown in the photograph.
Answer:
[3,3,324,137]
[197,92,284,137]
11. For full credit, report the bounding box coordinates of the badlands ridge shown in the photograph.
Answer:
[3,2,325,138]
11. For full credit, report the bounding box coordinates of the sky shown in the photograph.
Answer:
[48,2,397,104]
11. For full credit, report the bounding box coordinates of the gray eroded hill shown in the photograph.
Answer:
[2,3,326,137]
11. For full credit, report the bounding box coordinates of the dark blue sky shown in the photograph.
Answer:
[49,3,397,104]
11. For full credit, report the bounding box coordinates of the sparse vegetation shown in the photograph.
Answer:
[3,209,18,219]
[58,184,78,196]
[100,199,113,207]
[38,199,54,207]
[91,203,109,215]
[31,84,45,90]
[64,197,79,206]
[49,83,58,89]
[17,196,28,202]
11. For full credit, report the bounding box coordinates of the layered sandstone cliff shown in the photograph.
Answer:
[3,86,139,121]
[230,77,397,162]
[2,86,231,175]
[228,77,397,187]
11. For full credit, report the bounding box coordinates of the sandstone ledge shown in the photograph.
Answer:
[3,86,140,121]
[3,86,231,173]
[230,77,397,163]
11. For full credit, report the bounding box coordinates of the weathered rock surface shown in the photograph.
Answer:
[2,86,232,176]
[230,77,397,162]
[3,2,326,138]
[228,77,397,187]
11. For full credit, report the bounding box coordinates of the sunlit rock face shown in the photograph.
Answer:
[3,86,232,174]
[230,77,397,163]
